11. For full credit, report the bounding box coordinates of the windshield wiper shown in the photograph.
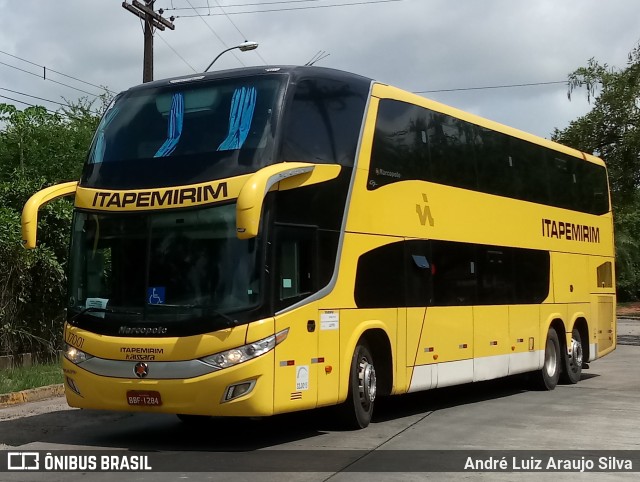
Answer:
[149,303,238,327]
[69,307,142,324]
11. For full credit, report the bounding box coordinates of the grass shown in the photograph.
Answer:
[0,362,63,395]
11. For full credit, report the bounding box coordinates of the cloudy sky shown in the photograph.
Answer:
[0,0,639,139]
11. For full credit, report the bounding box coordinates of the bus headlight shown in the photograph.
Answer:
[64,343,93,364]
[201,328,289,370]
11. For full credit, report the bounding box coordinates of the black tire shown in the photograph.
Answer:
[533,327,561,390]
[338,341,377,429]
[560,328,583,384]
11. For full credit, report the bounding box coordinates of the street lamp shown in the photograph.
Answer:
[204,41,259,72]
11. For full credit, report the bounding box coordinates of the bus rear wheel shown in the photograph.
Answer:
[339,341,377,429]
[533,327,561,390]
[560,328,583,384]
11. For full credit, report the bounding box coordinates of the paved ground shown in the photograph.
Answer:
[0,318,639,481]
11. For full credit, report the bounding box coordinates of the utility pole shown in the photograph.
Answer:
[122,0,175,83]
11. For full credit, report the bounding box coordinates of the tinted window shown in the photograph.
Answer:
[354,242,405,308]
[281,78,368,166]
[429,113,476,190]
[477,247,513,305]
[82,77,283,189]
[405,241,433,307]
[354,239,550,308]
[548,154,578,210]
[475,127,513,196]
[512,249,550,304]
[274,225,316,310]
[369,100,428,189]
[367,99,609,214]
[431,241,478,306]
[274,169,352,299]
[509,139,550,204]
[354,240,432,308]
[575,160,610,214]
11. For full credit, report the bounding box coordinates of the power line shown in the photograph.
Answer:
[0,94,60,116]
[414,80,567,94]
[211,0,269,64]
[174,0,403,16]
[156,32,199,73]
[183,0,246,67]
[0,49,115,95]
[0,86,102,116]
[0,87,67,108]
[162,0,325,11]
[0,60,104,98]
[0,94,99,121]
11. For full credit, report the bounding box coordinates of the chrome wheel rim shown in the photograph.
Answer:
[570,337,583,371]
[544,338,558,377]
[358,356,377,406]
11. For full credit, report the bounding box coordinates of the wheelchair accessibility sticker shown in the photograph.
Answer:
[147,287,166,305]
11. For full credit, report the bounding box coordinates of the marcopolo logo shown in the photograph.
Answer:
[118,326,168,336]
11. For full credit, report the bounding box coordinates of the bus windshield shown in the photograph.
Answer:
[68,203,262,324]
[83,76,284,189]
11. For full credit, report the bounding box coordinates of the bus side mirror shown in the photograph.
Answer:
[21,181,78,249]
[236,163,340,239]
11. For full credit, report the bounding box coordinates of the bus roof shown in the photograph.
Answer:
[125,65,373,93]
[120,65,602,168]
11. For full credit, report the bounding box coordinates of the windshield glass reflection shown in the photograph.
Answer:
[68,203,261,323]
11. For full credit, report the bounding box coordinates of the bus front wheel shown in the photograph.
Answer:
[560,328,583,384]
[534,327,561,390]
[339,340,377,429]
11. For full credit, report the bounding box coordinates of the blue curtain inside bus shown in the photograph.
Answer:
[217,86,257,151]
[154,93,185,157]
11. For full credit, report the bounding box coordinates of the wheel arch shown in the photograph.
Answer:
[340,322,394,401]
[547,317,567,354]
[569,316,590,362]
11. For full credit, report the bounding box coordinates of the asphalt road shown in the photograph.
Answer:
[1,318,639,481]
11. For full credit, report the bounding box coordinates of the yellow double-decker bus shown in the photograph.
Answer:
[22,66,615,428]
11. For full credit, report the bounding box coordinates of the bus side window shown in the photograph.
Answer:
[477,247,513,305]
[275,225,316,307]
[431,241,478,306]
[353,241,405,308]
[548,154,578,210]
[405,240,433,307]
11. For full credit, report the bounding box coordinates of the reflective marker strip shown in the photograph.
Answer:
[279,360,295,367]
[311,357,325,364]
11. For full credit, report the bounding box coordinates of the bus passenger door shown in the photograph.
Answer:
[404,240,433,392]
[416,241,476,388]
[272,225,319,412]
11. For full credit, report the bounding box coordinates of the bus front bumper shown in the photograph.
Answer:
[62,353,275,417]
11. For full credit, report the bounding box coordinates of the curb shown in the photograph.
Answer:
[0,384,65,408]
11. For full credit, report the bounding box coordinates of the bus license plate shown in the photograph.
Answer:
[127,390,162,406]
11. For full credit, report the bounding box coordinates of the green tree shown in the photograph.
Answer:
[553,44,640,300]
[0,96,104,183]
[0,95,108,356]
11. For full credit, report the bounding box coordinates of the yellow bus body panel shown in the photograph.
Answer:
[59,75,617,419]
